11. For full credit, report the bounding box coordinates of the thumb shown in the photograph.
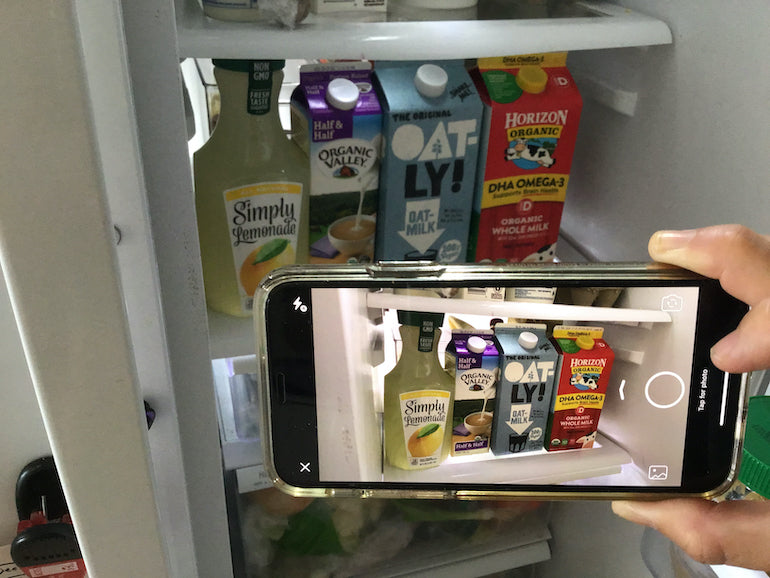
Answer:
[613,499,770,571]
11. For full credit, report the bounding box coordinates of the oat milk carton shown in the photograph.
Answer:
[373,62,483,262]
[469,53,582,263]
[444,330,499,456]
[547,326,615,451]
[491,324,558,455]
[291,63,382,264]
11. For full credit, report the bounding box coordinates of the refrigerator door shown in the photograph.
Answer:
[0,2,231,576]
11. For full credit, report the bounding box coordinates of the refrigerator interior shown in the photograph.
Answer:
[1,0,768,577]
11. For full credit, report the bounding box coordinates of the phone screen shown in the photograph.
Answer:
[262,268,747,497]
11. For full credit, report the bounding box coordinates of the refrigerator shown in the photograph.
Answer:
[0,0,768,577]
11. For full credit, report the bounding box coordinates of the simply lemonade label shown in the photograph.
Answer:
[400,390,451,468]
[223,182,302,312]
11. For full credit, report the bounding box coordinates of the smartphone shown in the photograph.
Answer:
[254,262,749,500]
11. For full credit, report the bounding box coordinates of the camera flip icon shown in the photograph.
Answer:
[661,294,684,312]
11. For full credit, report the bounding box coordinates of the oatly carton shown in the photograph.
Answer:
[444,330,499,456]
[469,53,582,263]
[491,324,558,455]
[373,61,483,262]
[291,62,382,264]
[547,326,615,451]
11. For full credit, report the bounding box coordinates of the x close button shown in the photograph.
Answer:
[299,461,311,473]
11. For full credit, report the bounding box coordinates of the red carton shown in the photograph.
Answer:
[547,326,614,451]
[469,54,582,263]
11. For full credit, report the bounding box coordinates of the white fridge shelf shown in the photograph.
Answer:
[367,291,672,323]
[384,433,631,484]
[175,0,672,60]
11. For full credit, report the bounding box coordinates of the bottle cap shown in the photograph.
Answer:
[326,78,360,111]
[516,66,548,94]
[212,59,286,73]
[575,335,595,350]
[414,64,448,99]
[397,310,444,328]
[738,395,770,498]
[467,336,487,354]
[518,331,539,350]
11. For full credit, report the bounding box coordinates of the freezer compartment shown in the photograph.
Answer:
[313,285,698,488]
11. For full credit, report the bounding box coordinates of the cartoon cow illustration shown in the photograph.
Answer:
[570,373,599,390]
[576,431,597,448]
[505,139,556,168]
[522,244,556,263]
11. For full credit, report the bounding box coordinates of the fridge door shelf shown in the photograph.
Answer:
[175,0,673,60]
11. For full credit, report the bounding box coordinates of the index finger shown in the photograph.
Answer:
[648,225,770,307]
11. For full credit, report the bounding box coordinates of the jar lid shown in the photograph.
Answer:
[467,336,488,354]
[414,64,448,99]
[326,77,360,111]
[518,331,539,350]
[212,59,286,73]
[575,335,595,350]
[516,65,548,94]
[738,395,770,498]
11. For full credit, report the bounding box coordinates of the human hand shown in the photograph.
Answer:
[613,224,770,570]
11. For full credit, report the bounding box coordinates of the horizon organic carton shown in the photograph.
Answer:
[469,53,582,263]
[547,326,615,451]
[373,61,483,262]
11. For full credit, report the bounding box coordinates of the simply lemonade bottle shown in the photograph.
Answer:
[194,60,309,317]
[384,311,454,471]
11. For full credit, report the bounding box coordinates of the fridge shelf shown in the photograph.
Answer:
[367,292,672,323]
[175,0,672,60]
[384,433,631,484]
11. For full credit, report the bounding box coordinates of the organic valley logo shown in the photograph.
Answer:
[316,138,378,179]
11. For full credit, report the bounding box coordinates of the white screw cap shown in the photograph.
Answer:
[467,335,487,354]
[326,77,360,111]
[414,64,448,99]
[518,331,539,350]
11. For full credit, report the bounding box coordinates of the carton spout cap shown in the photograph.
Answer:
[576,335,595,350]
[516,65,548,94]
[467,335,487,354]
[326,77,360,111]
[518,331,539,350]
[415,64,448,98]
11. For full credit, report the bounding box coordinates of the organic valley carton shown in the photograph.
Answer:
[444,330,499,456]
[291,62,382,263]
[373,62,483,262]
[547,326,615,451]
[491,324,558,455]
[469,53,582,263]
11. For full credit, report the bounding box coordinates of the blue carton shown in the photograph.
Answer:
[373,62,483,262]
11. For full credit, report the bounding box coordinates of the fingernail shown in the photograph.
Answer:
[612,501,655,527]
[650,229,697,254]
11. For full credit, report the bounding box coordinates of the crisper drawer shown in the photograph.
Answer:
[212,356,552,577]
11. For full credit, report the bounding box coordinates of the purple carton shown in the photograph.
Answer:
[291,62,383,264]
[445,330,500,456]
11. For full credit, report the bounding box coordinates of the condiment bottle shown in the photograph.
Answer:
[194,60,309,317]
